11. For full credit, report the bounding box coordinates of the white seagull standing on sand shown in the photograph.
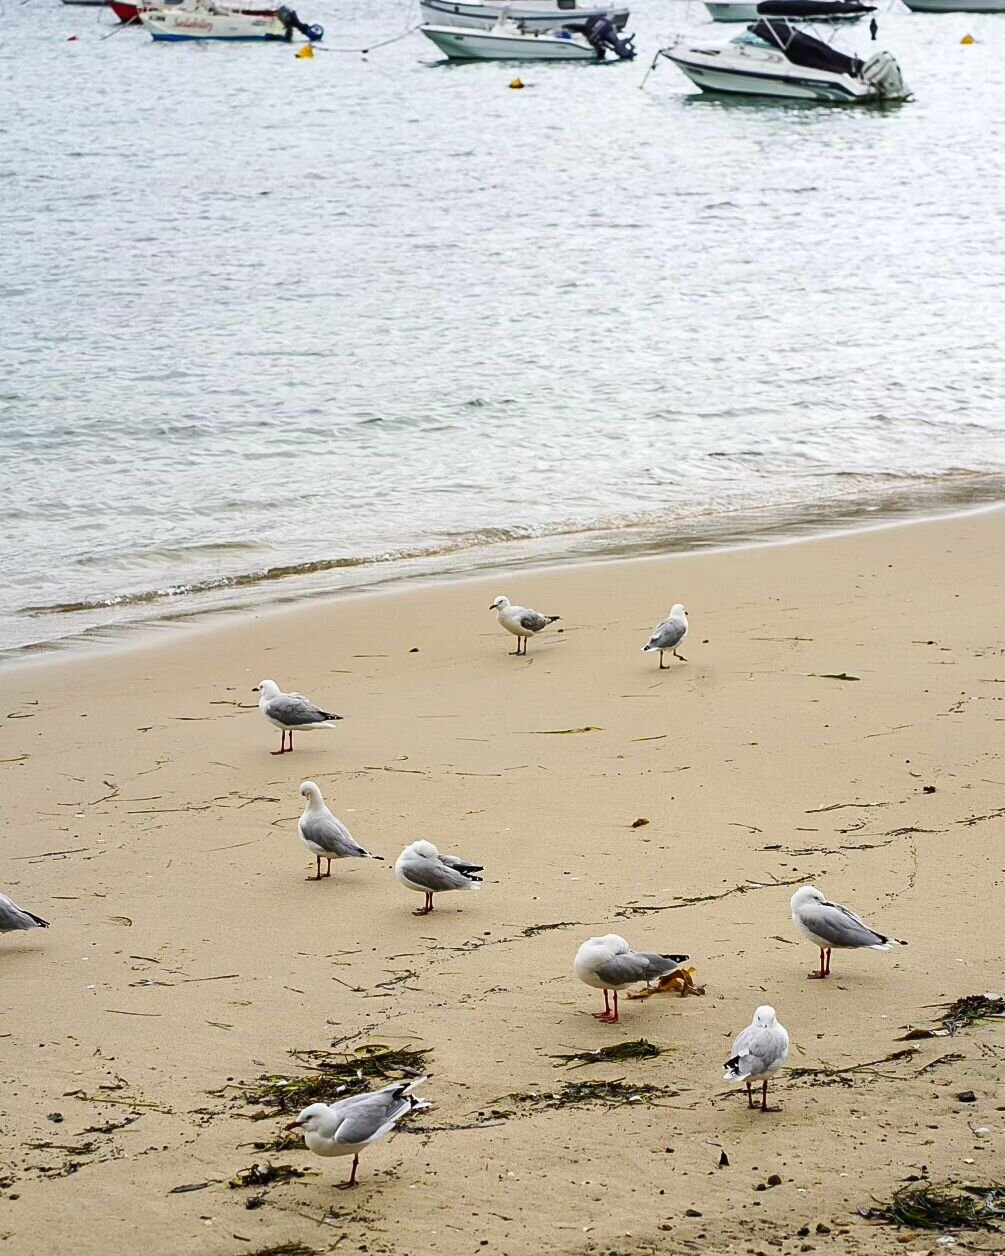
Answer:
[0,892,49,936]
[253,679,343,755]
[488,595,560,656]
[574,934,690,1025]
[790,885,906,979]
[642,604,688,668]
[286,1077,430,1189]
[394,840,483,915]
[298,781,383,882]
[724,1005,790,1112]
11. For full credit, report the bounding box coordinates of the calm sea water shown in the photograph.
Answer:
[1,0,1003,655]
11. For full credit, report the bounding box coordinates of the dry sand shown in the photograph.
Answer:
[1,509,1003,1256]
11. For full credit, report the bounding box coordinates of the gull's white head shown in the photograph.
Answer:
[409,839,439,859]
[671,603,687,619]
[255,679,281,699]
[286,1102,330,1133]
[584,934,629,954]
[489,596,510,611]
[791,886,824,912]
[300,781,323,802]
[753,1005,778,1028]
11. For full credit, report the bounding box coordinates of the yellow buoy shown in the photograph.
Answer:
[509,77,524,89]
[296,43,314,58]
[961,33,974,43]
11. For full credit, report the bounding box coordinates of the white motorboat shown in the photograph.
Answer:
[901,0,1004,10]
[654,19,909,102]
[421,13,636,58]
[420,0,629,30]
[139,0,322,39]
[704,0,873,20]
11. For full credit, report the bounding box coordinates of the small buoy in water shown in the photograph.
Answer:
[509,77,524,89]
[961,32,974,43]
[296,42,314,58]
[67,34,79,40]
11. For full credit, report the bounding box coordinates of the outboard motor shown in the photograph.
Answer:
[861,50,908,99]
[276,5,323,41]
[582,13,636,60]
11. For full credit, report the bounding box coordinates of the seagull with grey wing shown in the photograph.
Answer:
[286,1076,430,1189]
[394,840,483,915]
[724,1005,789,1112]
[642,603,688,669]
[489,595,560,656]
[298,781,383,882]
[790,885,907,979]
[574,934,689,1024]
[253,679,342,755]
[0,892,49,937]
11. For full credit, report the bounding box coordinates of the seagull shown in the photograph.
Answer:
[790,885,907,979]
[574,934,690,1024]
[723,1005,790,1112]
[0,892,49,936]
[488,595,560,656]
[253,679,342,755]
[642,604,688,668]
[298,781,383,881]
[394,840,483,915]
[286,1077,430,1189]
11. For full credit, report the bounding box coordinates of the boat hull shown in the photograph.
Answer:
[421,23,598,56]
[703,1,868,18]
[420,0,629,29]
[665,48,876,99]
[901,0,1005,9]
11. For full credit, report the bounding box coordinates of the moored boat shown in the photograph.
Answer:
[421,14,635,58]
[901,0,1004,10]
[653,18,909,102]
[704,0,874,20]
[420,0,629,30]
[139,0,321,40]
[111,0,276,21]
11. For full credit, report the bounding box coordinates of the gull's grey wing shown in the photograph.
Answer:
[519,610,550,633]
[399,854,477,893]
[805,900,889,948]
[300,810,369,858]
[726,1025,787,1079]
[266,694,340,727]
[439,854,484,878]
[647,617,686,650]
[594,950,684,987]
[333,1091,413,1145]
[0,893,48,931]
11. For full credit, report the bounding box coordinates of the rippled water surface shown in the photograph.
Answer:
[2,0,1003,653]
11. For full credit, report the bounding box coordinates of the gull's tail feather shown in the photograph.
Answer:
[545,616,561,624]
[723,1054,745,1081]
[24,910,49,928]
[869,935,907,951]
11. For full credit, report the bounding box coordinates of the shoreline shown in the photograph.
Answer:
[5,493,1004,674]
[1,506,1003,1255]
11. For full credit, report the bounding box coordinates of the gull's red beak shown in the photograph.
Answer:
[285,1120,301,1131]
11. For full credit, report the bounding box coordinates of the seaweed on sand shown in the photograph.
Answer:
[549,1040,663,1069]
[505,1078,684,1112]
[229,1161,309,1189]
[860,1181,1005,1230]
[899,993,1005,1040]
[237,1043,431,1116]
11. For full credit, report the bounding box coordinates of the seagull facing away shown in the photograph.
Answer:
[298,781,383,882]
[253,679,342,755]
[489,595,560,656]
[394,840,483,915]
[790,885,906,979]
[0,892,49,935]
[574,934,690,1024]
[286,1077,430,1189]
[724,1005,790,1112]
[642,604,688,668]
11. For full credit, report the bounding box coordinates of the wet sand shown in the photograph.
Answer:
[1,509,1003,1256]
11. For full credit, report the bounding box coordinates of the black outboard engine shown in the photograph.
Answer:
[276,5,323,41]
[582,13,636,60]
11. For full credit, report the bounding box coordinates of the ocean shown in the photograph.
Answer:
[2,0,1003,657]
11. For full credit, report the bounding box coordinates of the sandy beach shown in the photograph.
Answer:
[1,508,1003,1256]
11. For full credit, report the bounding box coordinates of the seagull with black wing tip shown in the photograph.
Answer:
[790,885,907,979]
[574,934,690,1024]
[298,781,383,882]
[0,892,49,937]
[394,840,483,915]
[489,595,560,656]
[642,603,688,668]
[253,679,342,755]
[724,1005,790,1112]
